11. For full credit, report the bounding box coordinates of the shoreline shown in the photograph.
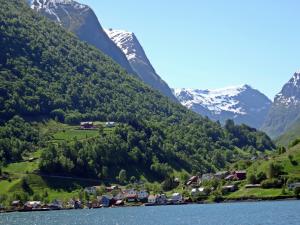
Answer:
[1,197,299,214]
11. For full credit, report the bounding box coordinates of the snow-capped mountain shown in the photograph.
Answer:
[29,0,135,75]
[262,72,300,138]
[105,29,177,102]
[174,85,272,129]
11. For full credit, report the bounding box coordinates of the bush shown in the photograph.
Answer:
[256,171,267,183]
[261,179,283,189]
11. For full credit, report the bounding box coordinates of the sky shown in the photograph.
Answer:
[78,0,300,99]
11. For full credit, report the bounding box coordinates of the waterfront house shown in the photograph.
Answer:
[74,200,83,209]
[124,189,138,202]
[98,195,114,207]
[11,200,23,209]
[148,195,157,204]
[171,193,183,203]
[114,191,126,201]
[24,201,42,210]
[156,194,168,204]
[48,200,63,210]
[288,182,300,190]
[137,190,149,201]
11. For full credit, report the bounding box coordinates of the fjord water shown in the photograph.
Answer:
[1,201,300,225]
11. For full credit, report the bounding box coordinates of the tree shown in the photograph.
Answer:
[267,163,283,179]
[247,173,257,184]
[118,169,127,184]
[295,187,300,198]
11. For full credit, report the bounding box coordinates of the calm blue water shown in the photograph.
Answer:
[1,201,300,225]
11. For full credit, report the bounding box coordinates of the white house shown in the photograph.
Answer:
[171,193,183,203]
[114,192,125,201]
[137,190,149,200]
[288,182,300,190]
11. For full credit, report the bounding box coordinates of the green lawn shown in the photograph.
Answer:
[226,188,292,199]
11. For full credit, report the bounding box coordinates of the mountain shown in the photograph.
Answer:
[262,72,300,138]
[28,0,135,74]
[105,29,177,102]
[173,85,272,129]
[0,0,274,180]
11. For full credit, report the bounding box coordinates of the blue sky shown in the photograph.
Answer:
[78,0,299,99]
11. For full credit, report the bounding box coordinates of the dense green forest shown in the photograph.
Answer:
[0,0,275,181]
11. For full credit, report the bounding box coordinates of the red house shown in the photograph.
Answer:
[80,122,94,129]
[234,170,247,180]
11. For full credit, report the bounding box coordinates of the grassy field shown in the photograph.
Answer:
[247,143,300,178]
[226,187,293,199]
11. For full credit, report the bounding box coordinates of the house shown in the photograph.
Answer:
[98,195,114,207]
[24,201,42,210]
[201,173,215,182]
[48,200,63,210]
[106,185,120,192]
[171,193,183,203]
[148,195,157,204]
[225,174,236,181]
[222,185,237,193]
[186,176,199,186]
[215,171,230,179]
[115,200,124,206]
[137,190,149,201]
[234,171,247,180]
[84,186,98,195]
[114,191,126,201]
[11,200,23,209]
[191,187,206,196]
[105,122,116,128]
[80,122,94,129]
[126,194,137,202]
[288,182,300,190]
[156,194,167,205]
[74,200,83,209]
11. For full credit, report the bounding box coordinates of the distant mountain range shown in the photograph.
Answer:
[28,0,176,101]
[173,85,272,129]
[262,72,300,139]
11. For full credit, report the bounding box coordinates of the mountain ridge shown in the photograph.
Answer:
[174,84,272,129]
[105,28,177,102]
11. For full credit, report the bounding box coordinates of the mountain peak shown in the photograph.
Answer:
[174,85,271,128]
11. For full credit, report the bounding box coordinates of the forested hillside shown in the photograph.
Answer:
[0,0,275,181]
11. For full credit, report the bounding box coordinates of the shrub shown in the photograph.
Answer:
[261,179,282,189]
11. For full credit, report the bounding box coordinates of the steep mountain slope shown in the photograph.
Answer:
[105,29,177,102]
[174,85,272,129]
[276,119,300,147]
[28,0,135,74]
[0,0,275,180]
[262,72,300,138]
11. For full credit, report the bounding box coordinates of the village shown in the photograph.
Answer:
[0,169,284,213]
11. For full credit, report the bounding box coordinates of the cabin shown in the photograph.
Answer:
[126,194,137,203]
[80,121,94,129]
[114,191,126,201]
[156,194,167,205]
